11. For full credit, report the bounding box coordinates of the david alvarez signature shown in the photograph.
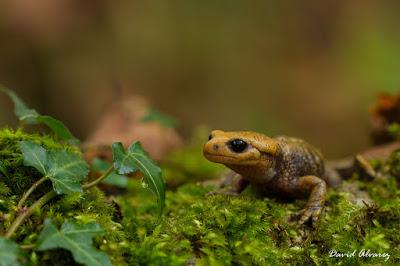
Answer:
[329,249,390,262]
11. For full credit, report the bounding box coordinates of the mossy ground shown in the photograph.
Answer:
[0,128,399,265]
[120,137,400,266]
[119,179,399,265]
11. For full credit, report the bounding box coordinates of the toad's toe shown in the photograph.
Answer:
[298,206,322,225]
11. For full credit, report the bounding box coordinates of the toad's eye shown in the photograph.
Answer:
[208,134,213,141]
[228,139,248,153]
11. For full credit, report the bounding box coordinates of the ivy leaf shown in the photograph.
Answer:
[37,116,78,145]
[19,141,48,175]
[0,237,25,266]
[0,85,78,144]
[91,158,128,188]
[112,142,165,213]
[0,87,38,123]
[140,108,178,128]
[36,219,111,266]
[19,141,89,195]
[47,150,89,194]
[111,143,137,175]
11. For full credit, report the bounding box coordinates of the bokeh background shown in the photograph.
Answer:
[0,1,399,158]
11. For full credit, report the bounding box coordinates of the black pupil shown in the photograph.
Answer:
[208,134,213,141]
[229,139,248,153]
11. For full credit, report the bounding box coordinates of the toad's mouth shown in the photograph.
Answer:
[203,153,259,164]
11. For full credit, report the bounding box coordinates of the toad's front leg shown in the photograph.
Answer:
[291,175,327,225]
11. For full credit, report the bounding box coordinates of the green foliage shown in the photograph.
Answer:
[112,142,165,214]
[36,116,78,144]
[0,88,168,265]
[0,128,165,265]
[141,108,178,128]
[19,141,48,174]
[0,85,78,144]
[0,237,25,266]
[0,129,122,265]
[0,128,77,196]
[0,86,38,123]
[19,141,89,194]
[37,219,111,266]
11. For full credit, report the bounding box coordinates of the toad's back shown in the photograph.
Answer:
[274,136,324,180]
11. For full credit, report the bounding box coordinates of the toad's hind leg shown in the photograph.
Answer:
[294,175,327,225]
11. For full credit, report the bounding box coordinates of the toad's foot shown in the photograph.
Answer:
[288,175,326,225]
[297,205,323,225]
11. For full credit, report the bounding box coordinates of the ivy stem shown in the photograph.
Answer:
[6,191,57,239]
[5,166,113,238]
[17,176,48,209]
[82,166,114,189]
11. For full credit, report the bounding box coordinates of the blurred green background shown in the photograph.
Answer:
[0,1,399,158]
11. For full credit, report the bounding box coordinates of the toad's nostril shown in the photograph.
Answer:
[213,144,219,150]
